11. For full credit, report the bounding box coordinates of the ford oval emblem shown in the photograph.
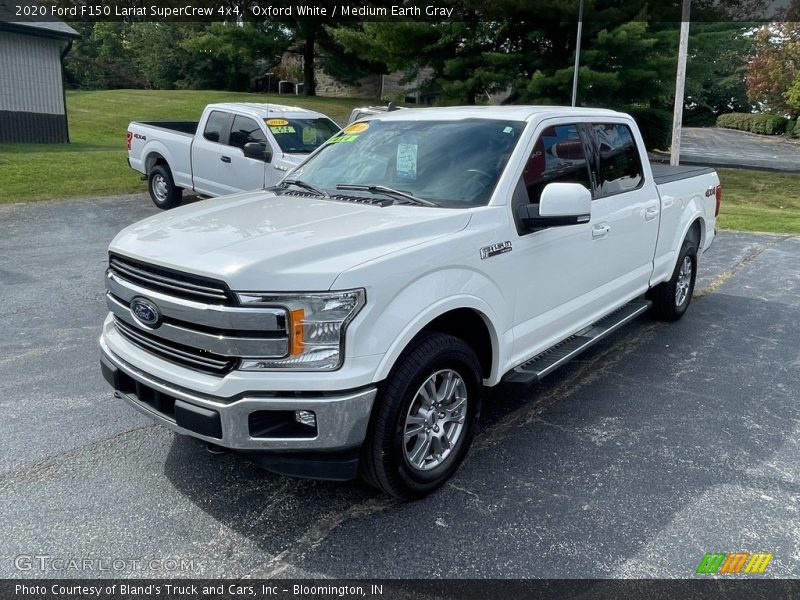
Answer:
[130,297,161,327]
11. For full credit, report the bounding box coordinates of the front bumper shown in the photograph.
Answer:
[100,347,376,455]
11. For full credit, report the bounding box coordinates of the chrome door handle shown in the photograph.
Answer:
[592,224,611,238]
[645,207,659,221]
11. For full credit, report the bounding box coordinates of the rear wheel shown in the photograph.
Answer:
[148,164,182,210]
[360,332,482,499]
[648,238,698,321]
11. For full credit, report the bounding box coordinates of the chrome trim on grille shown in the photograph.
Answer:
[106,271,287,332]
[109,254,231,303]
[114,317,235,375]
[107,293,289,358]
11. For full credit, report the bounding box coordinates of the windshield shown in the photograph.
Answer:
[265,117,340,153]
[286,118,526,207]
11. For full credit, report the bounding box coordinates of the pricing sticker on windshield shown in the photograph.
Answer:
[344,122,369,134]
[302,127,317,144]
[396,142,418,180]
[266,118,288,126]
[329,134,359,143]
[270,125,295,134]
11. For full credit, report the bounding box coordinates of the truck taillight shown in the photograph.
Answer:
[715,185,722,217]
[126,131,132,151]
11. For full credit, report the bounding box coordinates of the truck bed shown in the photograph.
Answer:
[135,121,199,136]
[650,163,715,186]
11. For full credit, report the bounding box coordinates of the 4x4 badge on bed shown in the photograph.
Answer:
[130,297,161,328]
[480,241,512,260]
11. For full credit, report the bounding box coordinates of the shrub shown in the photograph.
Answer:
[626,107,672,151]
[716,112,789,135]
[791,118,800,138]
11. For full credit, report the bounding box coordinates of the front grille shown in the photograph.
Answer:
[109,254,233,304]
[114,317,237,376]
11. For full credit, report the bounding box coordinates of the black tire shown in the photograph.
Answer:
[360,332,482,499]
[147,164,182,210]
[648,238,698,321]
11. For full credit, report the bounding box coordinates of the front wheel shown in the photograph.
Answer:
[360,332,482,499]
[648,239,698,321]
[148,164,182,210]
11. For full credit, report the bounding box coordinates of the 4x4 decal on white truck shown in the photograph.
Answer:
[480,241,513,259]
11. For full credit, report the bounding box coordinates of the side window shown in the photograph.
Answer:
[203,111,229,143]
[522,124,591,204]
[229,115,267,150]
[590,123,643,197]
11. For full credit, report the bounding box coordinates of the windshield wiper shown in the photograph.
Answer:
[279,178,329,198]
[335,184,437,207]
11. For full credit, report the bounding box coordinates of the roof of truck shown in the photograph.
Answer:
[358,105,627,123]
[206,102,331,120]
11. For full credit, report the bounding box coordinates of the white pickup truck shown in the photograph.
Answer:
[101,106,721,498]
[126,103,340,208]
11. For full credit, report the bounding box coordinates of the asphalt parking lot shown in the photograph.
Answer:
[663,127,800,172]
[1,194,799,579]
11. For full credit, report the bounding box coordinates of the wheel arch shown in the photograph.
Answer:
[372,299,503,386]
[145,150,169,174]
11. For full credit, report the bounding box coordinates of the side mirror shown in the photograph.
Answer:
[517,182,591,231]
[243,142,272,163]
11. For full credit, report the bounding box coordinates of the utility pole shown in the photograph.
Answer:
[571,0,584,107]
[670,0,691,165]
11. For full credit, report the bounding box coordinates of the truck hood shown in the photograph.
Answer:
[110,191,471,291]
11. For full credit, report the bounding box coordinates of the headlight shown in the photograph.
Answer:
[236,289,366,371]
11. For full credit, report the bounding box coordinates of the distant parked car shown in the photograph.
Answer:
[127,103,340,209]
[347,102,405,124]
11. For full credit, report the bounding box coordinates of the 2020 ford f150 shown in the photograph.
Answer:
[102,106,721,498]
[126,102,340,209]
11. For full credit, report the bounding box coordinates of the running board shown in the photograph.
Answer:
[503,299,652,384]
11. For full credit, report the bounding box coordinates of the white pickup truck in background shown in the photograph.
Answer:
[102,106,721,498]
[126,103,340,208]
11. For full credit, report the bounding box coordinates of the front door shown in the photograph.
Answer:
[507,121,604,365]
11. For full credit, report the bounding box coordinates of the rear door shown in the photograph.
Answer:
[581,121,659,298]
[190,110,235,196]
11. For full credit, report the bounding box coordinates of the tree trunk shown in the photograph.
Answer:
[303,31,316,96]
[466,89,477,105]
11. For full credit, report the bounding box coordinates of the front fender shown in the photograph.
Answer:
[362,268,511,385]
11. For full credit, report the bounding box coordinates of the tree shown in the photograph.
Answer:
[180,22,289,91]
[746,22,800,116]
[682,23,755,123]
[64,23,141,89]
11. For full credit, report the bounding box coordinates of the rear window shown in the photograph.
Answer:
[203,111,229,143]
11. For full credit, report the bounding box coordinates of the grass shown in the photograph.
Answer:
[1,91,799,235]
[716,168,800,234]
[0,89,373,203]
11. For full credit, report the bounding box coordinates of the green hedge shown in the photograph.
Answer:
[791,118,800,139]
[626,107,672,151]
[716,112,789,135]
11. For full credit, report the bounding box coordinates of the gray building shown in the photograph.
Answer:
[0,20,79,143]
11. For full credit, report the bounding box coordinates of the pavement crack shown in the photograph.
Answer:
[696,234,795,299]
[243,496,397,578]
[447,482,483,502]
[0,424,156,489]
